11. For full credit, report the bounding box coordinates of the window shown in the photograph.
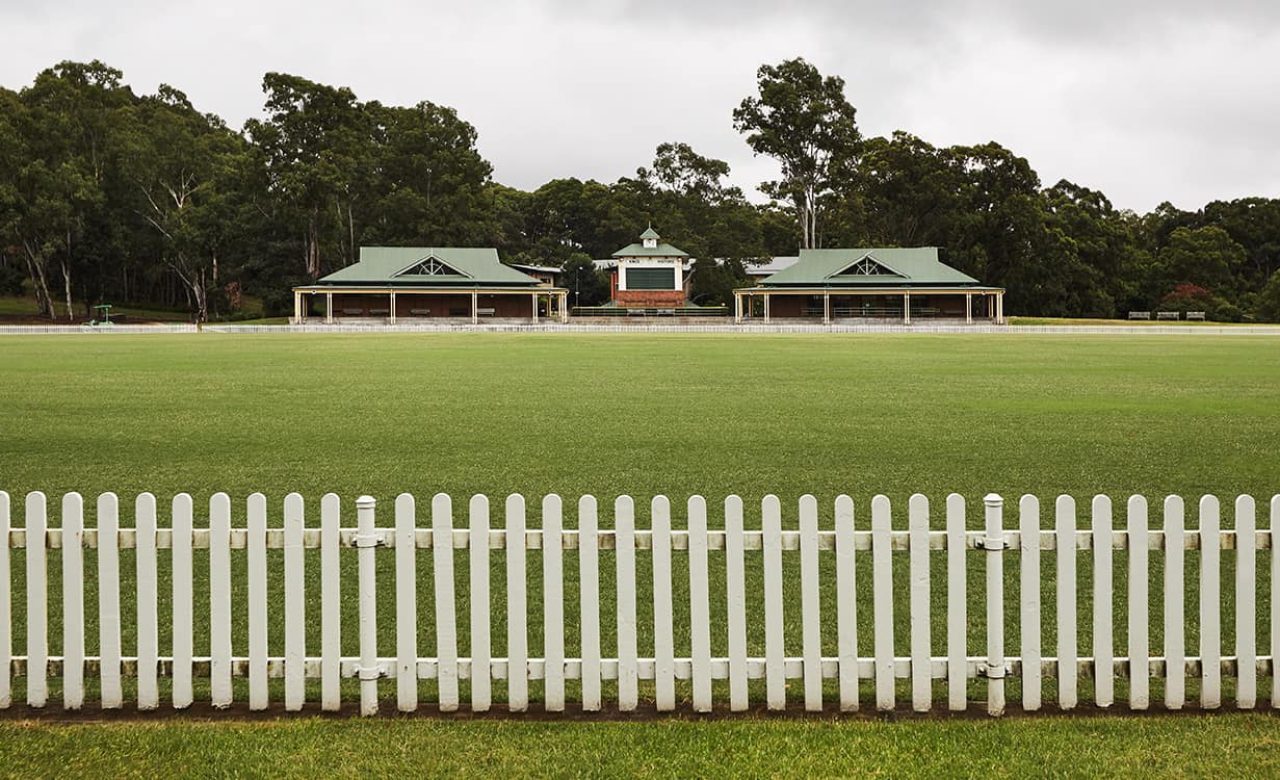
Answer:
[626,267,676,290]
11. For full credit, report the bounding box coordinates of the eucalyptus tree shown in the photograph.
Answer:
[733,58,861,249]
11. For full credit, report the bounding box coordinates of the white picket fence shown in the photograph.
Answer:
[1,490,1277,716]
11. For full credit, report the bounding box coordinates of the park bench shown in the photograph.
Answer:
[1156,311,1180,321]
[409,308,431,316]
[369,308,390,316]
[477,307,496,316]
[341,308,364,316]
[1128,311,1151,320]
[1186,311,1206,321]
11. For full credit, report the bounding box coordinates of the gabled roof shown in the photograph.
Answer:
[613,241,690,258]
[757,248,987,288]
[639,226,661,240]
[313,247,542,288]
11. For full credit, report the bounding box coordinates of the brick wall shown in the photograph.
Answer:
[615,289,687,307]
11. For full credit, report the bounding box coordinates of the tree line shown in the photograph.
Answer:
[2,58,1279,322]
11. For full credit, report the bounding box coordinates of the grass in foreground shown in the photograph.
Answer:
[2,333,1280,775]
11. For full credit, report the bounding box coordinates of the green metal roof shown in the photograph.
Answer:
[613,242,690,258]
[639,226,661,240]
[313,247,541,288]
[757,247,989,288]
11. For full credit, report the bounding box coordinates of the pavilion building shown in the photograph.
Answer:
[605,227,692,308]
[733,247,1005,324]
[292,247,568,324]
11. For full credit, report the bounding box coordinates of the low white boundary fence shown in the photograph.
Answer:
[1,490,1278,716]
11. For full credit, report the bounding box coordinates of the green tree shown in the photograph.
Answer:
[1157,226,1244,298]
[1255,269,1280,322]
[560,253,608,307]
[733,58,861,249]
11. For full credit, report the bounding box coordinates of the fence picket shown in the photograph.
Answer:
[834,494,858,712]
[210,493,233,708]
[5,488,1278,717]
[762,494,786,711]
[25,492,47,708]
[247,493,268,710]
[283,493,305,711]
[136,494,159,711]
[320,493,341,711]
[62,493,85,710]
[725,496,748,711]
[688,496,712,712]
[432,493,458,712]
[1056,496,1078,710]
[98,492,123,709]
[909,494,930,713]
[470,495,493,712]
[1200,495,1222,709]
[1019,495,1041,712]
[1163,495,1186,709]
[1235,495,1256,709]
[1092,495,1114,708]
[616,496,638,711]
[506,494,529,712]
[1127,496,1150,710]
[356,495,378,716]
[984,494,1006,717]
[652,496,676,711]
[800,495,823,712]
[397,494,420,712]
[871,494,894,712]
[543,495,566,712]
[1273,495,1280,711]
[0,491,8,710]
[171,494,194,709]
[946,494,966,712]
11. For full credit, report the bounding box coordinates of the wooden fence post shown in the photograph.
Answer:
[1127,496,1150,710]
[320,493,342,712]
[835,494,859,712]
[800,495,824,712]
[1019,495,1041,712]
[578,496,600,712]
[506,494,529,712]
[1163,495,1186,709]
[871,495,894,712]
[762,495,786,711]
[908,494,931,713]
[1200,495,1222,709]
[397,494,420,713]
[1092,495,1114,708]
[652,496,676,712]
[171,494,194,709]
[725,496,749,711]
[247,492,268,711]
[984,493,1006,717]
[98,492,123,709]
[26,491,48,708]
[356,495,379,716]
[135,493,159,711]
[470,495,493,712]
[283,493,305,711]
[210,493,233,708]
[1235,495,1257,709]
[615,496,638,711]
[1056,496,1078,710]
[543,495,565,712]
[62,493,84,711]
[946,494,967,712]
[688,496,712,713]
[432,493,457,712]
[0,491,8,710]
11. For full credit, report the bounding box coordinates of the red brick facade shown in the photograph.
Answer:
[615,289,687,307]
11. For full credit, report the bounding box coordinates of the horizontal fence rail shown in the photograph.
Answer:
[1,490,1278,716]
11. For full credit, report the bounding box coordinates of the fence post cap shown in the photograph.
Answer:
[983,493,1004,507]
[355,495,376,508]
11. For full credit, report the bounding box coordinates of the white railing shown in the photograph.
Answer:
[1,491,1277,715]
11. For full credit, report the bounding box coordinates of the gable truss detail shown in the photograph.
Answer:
[396,255,468,277]
[833,254,903,277]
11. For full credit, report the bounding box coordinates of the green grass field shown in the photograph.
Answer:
[2,333,1280,777]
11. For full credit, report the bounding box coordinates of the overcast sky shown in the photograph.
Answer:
[3,0,1278,213]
